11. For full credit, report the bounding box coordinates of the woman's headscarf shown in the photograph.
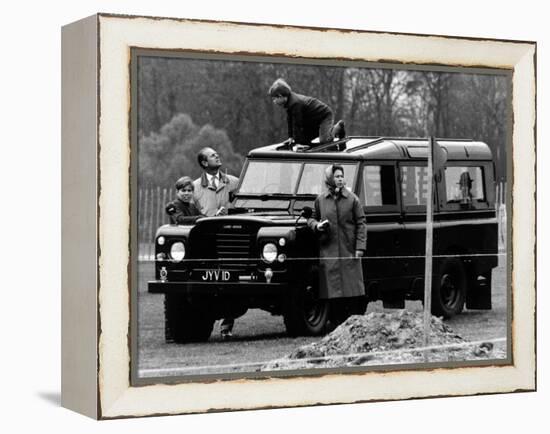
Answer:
[324,164,345,196]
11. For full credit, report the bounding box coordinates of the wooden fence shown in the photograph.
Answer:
[137,182,507,260]
[138,187,172,261]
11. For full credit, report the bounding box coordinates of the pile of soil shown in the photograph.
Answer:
[260,310,505,371]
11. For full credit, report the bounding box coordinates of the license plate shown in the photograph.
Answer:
[200,269,232,281]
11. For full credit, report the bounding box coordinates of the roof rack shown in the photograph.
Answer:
[295,136,403,154]
[343,136,385,153]
[274,136,475,154]
[303,138,349,153]
[302,136,433,154]
[343,136,474,154]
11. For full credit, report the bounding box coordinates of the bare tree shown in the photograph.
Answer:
[420,71,452,137]
[137,56,510,186]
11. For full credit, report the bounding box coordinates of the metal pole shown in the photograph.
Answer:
[423,136,435,361]
[162,187,168,224]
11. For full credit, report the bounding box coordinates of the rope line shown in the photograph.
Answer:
[139,252,507,263]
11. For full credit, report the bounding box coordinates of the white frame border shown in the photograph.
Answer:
[97,15,535,418]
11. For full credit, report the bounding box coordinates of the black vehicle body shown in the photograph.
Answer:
[149,137,498,342]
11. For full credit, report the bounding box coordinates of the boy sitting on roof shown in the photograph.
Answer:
[268,78,345,149]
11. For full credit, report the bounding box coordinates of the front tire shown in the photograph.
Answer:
[431,258,467,318]
[283,285,329,337]
[164,294,215,343]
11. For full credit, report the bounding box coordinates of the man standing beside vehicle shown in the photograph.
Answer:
[193,147,240,339]
[193,147,239,218]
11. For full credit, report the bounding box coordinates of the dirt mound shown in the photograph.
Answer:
[261,310,505,371]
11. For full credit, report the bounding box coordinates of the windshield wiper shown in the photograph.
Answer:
[235,193,294,201]
[235,193,316,200]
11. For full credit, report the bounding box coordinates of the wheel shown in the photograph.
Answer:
[431,258,467,318]
[329,296,368,327]
[164,294,215,343]
[283,285,329,337]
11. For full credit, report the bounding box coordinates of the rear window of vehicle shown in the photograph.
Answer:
[444,166,486,203]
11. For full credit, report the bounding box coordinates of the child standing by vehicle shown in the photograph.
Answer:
[165,176,204,224]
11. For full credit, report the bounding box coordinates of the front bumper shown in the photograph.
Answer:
[148,280,288,297]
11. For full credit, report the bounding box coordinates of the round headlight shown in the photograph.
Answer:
[157,236,165,246]
[170,242,186,262]
[262,243,278,263]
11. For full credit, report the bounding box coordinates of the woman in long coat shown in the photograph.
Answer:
[308,165,367,321]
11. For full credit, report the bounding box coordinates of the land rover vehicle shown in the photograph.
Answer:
[148,137,498,342]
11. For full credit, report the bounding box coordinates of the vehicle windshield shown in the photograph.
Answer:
[232,198,291,211]
[297,162,357,195]
[239,161,302,194]
[237,160,357,198]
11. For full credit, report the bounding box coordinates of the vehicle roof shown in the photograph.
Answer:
[247,137,493,161]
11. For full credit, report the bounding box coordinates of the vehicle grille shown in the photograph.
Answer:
[189,221,259,270]
[216,232,254,268]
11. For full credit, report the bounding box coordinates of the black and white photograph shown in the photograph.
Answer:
[132,52,510,380]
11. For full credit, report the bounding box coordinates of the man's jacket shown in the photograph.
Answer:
[286,92,333,145]
[193,171,239,217]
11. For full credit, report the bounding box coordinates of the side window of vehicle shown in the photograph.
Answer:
[400,165,429,207]
[444,166,486,205]
[359,165,397,208]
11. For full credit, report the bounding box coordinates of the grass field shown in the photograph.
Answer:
[135,253,508,377]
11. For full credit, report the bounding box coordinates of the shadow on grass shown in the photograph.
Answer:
[201,331,291,344]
